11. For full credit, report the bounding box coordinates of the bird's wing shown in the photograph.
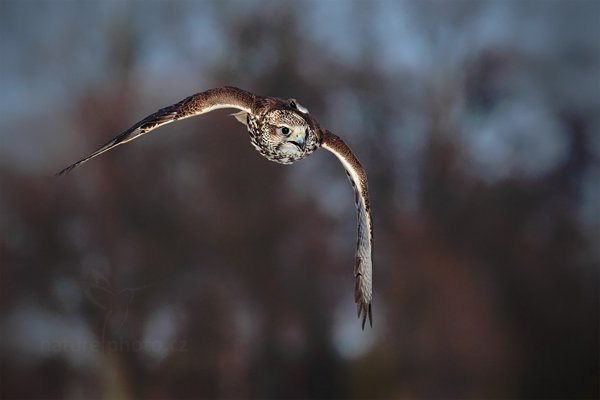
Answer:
[321,130,373,329]
[57,86,256,175]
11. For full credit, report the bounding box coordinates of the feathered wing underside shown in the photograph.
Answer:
[57,86,256,175]
[321,130,373,329]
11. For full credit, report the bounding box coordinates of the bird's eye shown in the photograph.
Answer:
[279,126,290,136]
[290,101,296,109]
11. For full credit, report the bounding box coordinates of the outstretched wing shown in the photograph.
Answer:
[57,86,256,175]
[321,130,373,329]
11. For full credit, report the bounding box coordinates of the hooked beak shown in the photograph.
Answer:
[290,129,309,151]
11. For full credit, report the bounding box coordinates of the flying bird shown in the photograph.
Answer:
[58,86,374,328]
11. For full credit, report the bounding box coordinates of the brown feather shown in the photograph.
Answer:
[56,87,256,175]
[56,88,374,329]
[321,130,374,329]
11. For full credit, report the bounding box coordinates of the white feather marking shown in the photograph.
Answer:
[296,103,309,114]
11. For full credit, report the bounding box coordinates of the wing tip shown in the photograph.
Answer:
[357,301,373,330]
[56,163,78,176]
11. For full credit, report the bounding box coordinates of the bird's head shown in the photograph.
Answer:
[236,98,322,164]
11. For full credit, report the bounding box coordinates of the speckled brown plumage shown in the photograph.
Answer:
[58,86,373,329]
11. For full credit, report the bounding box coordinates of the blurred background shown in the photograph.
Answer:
[1,0,598,399]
